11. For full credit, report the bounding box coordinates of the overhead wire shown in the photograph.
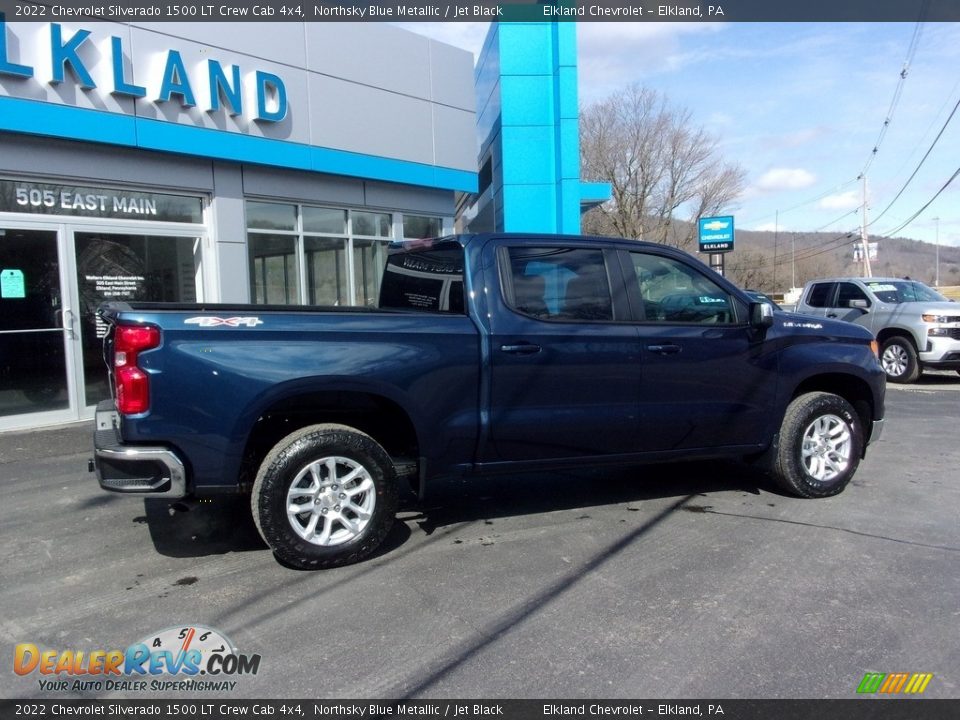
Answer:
[878,165,960,238]
[859,13,928,178]
[866,92,960,228]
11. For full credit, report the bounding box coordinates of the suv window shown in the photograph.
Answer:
[504,247,613,322]
[836,282,870,308]
[629,252,734,324]
[806,282,835,308]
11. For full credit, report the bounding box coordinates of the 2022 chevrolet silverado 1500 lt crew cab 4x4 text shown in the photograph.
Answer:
[92,234,885,569]
[794,276,960,383]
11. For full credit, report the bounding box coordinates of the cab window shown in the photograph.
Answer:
[503,247,613,322]
[806,282,835,308]
[836,282,870,308]
[629,252,735,324]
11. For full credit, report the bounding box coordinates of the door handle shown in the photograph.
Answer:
[55,308,76,338]
[500,343,541,355]
[647,343,681,355]
[827,313,838,318]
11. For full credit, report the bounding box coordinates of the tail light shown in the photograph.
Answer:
[113,324,160,414]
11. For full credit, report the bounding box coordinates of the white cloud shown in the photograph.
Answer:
[756,168,817,192]
[819,191,861,211]
[577,23,725,102]
[752,222,780,233]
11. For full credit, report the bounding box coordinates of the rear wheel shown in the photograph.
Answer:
[768,392,863,498]
[252,424,398,569]
[880,336,920,383]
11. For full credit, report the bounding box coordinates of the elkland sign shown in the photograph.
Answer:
[0,18,287,122]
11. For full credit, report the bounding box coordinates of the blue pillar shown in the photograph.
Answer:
[474,22,587,234]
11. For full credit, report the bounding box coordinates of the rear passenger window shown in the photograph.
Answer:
[504,247,613,322]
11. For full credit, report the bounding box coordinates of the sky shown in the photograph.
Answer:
[395,21,960,248]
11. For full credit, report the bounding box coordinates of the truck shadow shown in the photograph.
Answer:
[140,459,772,559]
[142,496,266,558]
[141,495,412,561]
[406,459,772,535]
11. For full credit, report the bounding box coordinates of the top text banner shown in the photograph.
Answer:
[1,0,958,22]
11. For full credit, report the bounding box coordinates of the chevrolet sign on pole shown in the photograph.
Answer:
[699,216,735,253]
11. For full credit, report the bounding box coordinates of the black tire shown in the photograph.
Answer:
[251,424,398,569]
[880,336,920,384]
[768,392,863,498]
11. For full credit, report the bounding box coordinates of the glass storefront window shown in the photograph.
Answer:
[247,201,296,231]
[305,237,348,306]
[249,234,299,305]
[303,207,347,235]
[353,239,389,308]
[403,215,442,239]
[246,201,448,308]
[352,211,392,238]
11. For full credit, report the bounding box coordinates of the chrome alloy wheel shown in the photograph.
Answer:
[881,344,909,377]
[801,414,852,482]
[286,456,376,546]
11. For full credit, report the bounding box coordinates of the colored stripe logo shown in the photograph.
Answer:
[857,672,933,694]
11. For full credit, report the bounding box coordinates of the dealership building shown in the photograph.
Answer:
[0,18,605,430]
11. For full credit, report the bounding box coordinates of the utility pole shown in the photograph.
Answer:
[791,233,796,289]
[860,174,872,278]
[933,216,940,287]
[772,210,778,288]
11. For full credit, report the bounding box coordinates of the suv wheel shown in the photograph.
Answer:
[768,392,863,498]
[880,336,920,383]
[252,424,398,569]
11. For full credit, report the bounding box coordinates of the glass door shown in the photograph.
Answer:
[71,231,203,409]
[0,228,77,428]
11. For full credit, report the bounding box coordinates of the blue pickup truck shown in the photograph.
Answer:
[92,233,885,569]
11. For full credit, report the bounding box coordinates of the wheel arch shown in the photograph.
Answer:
[876,327,920,351]
[791,373,875,456]
[234,383,421,493]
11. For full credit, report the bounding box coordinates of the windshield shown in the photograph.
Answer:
[864,281,946,304]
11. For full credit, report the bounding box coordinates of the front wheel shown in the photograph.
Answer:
[252,424,398,569]
[769,392,863,498]
[880,336,920,383]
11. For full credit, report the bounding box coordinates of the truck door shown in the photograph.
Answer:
[622,250,778,451]
[826,281,873,326]
[482,243,642,462]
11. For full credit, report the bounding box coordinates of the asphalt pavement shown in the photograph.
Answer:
[1,374,958,700]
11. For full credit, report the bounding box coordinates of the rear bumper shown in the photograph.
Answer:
[91,401,187,498]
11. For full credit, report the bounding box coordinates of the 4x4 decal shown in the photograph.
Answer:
[184,317,263,328]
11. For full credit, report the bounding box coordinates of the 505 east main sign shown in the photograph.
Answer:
[0,18,287,122]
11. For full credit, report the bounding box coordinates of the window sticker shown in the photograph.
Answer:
[0,269,25,299]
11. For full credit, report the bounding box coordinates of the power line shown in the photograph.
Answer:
[740,178,859,227]
[860,14,928,177]
[878,164,960,238]
[867,92,960,228]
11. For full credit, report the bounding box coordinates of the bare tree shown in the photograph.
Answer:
[580,84,746,251]
[725,252,775,291]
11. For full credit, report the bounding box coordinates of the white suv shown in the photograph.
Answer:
[795,277,960,383]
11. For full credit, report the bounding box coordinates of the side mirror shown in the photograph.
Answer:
[750,301,774,329]
[849,299,869,310]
